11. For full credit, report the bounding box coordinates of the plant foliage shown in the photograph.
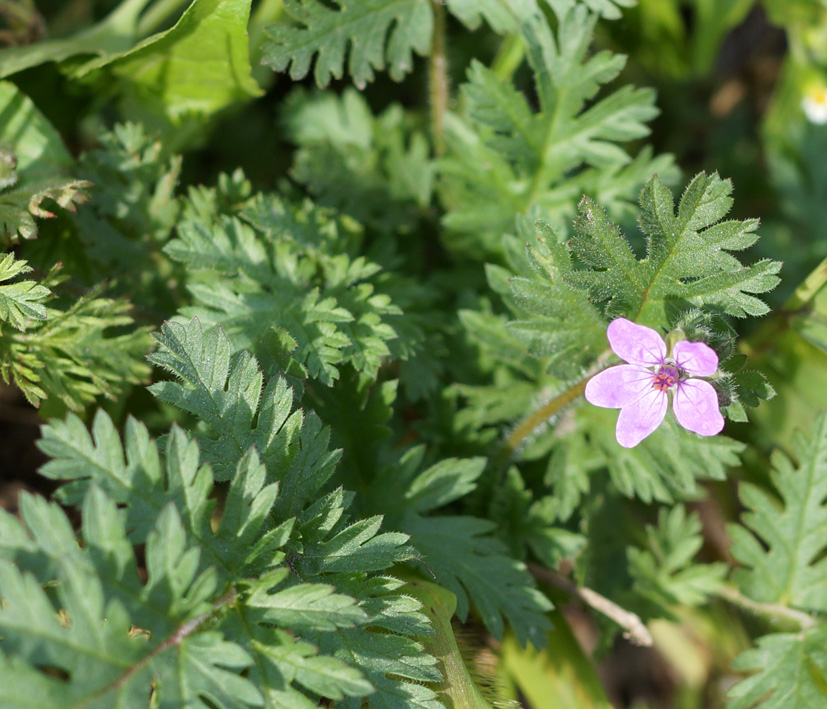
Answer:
[439,5,675,255]
[1,1,821,707]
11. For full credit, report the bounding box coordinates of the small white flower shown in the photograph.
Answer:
[802,85,827,124]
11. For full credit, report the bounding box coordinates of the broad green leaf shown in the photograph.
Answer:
[103,0,262,124]
[0,0,150,79]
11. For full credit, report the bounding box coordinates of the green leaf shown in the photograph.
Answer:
[0,253,49,330]
[0,0,150,79]
[373,450,553,647]
[545,0,636,20]
[261,0,635,93]
[262,0,432,89]
[565,172,781,327]
[727,626,827,709]
[402,513,553,647]
[39,413,289,577]
[0,287,152,412]
[0,81,91,242]
[316,628,442,709]
[102,0,262,124]
[36,409,437,706]
[503,218,608,379]
[0,488,264,708]
[729,412,827,612]
[71,122,183,285]
[245,570,367,632]
[403,576,494,709]
[627,505,726,609]
[283,88,436,233]
[148,318,341,499]
[166,197,401,384]
[439,7,674,256]
[554,408,744,507]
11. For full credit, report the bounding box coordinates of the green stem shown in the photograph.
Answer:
[495,348,614,471]
[494,377,588,472]
[249,0,284,63]
[490,33,526,81]
[429,0,448,156]
[715,584,818,630]
[742,255,827,357]
[782,255,827,313]
[137,0,190,36]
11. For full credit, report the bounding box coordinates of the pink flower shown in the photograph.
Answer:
[585,318,725,448]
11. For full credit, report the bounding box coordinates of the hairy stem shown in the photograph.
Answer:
[429,0,448,156]
[532,565,653,646]
[495,347,614,471]
[715,584,818,630]
[499,378,588,463]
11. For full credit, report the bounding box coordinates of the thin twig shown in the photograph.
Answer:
[531,565,653,646]
[715,584,818,631]
[428,0,448,156]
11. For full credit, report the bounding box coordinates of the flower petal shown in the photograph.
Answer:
[585,365,654,409]
[672,340,718,377]
[672,379,725,436]
[607,318,666,367]
[615,387,668,448]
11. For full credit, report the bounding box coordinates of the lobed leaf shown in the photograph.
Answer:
[729,412,827,612]
[262,0,432,89]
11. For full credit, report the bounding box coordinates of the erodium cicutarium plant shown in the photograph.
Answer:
[7,1,827,708]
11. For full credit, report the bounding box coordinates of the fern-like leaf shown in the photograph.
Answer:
[727,626,827,709]
[262,0,432,89]
[566,172,781,325]
[166,199,400,385]
[627,505,727,609]
[0,287,152,411]
[35,408,439,707]
[729,412,827,611]
[0,488,264,708]
[0,253,49,330]
[371,447,554,647]
[148,318,341,497]
[439,6,674,255]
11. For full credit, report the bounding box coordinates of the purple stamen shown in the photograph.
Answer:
[652,365,678,392]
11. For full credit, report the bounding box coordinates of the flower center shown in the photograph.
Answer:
[652,365,678,392]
